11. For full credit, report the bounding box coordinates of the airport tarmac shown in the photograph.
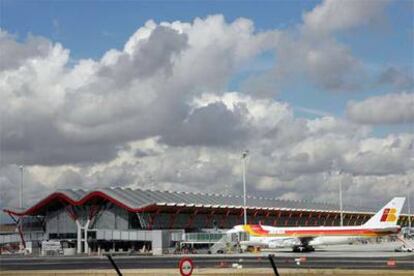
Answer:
[1,268,414,276]
[1,241,413,272]
[260,240,414,257]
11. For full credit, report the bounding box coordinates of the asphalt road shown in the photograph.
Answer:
[1,254,414,271]
[1,242,414,271]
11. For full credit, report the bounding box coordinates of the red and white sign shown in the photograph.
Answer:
[387,259,396,267]
[179,257,193,276]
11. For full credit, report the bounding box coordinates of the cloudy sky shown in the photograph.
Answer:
[0,0,413,221]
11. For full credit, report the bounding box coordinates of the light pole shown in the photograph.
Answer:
[407,155,414,232]
[407,179,412,231]
[19,165,24,209]
[332,161,343,227]
[242,150,249,225]
[339,170,343,227]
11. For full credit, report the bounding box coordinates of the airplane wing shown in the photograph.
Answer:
[240,236,311,249]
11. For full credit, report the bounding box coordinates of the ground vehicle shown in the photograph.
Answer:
[394,245,413,252]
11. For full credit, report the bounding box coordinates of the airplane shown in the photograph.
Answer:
[228,197,405,252]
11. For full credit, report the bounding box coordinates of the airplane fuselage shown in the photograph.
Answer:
[238,224,400,249]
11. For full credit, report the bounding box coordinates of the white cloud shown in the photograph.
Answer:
[343,134,414,175]
[273,0,390,92]
[347,92,414,124]
[0,15,279,166]
[303,0,389,36]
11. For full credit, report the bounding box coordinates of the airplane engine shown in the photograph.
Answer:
[268,241,281,249]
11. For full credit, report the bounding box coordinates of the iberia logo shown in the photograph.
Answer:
[380,208,397,222]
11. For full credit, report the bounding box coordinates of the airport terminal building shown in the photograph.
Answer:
[2,187,412,255]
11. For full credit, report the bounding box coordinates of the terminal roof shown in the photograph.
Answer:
[3,187,373,216]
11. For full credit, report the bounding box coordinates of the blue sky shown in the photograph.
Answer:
[1,0,316,59]
[1,0,413,136]
[2,1,411,61]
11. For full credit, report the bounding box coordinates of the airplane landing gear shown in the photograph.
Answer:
[292,245,314,252]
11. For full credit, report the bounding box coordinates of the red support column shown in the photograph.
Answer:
[6,212,26,249]
[331,214,338,226]
[88,205,101,220]
[296,212,303,226]
[64,205,78,221]
[148,214,154,230]
[168,209,180,229]
[239,209,244,224]
[253,210,260,224]
[264,211,271,225]
[284,212,292,226]
[348,214,353,226]
[219,210,231,228]
[253,210,259,217]
[315,213,322,226]
[272,212,277,226]
[273,211,281,226]
[148,208,161,229]
[324,213,330,226]
[226,210,232,227]
[17,221,26,249]
[305,213,312,226]
[354,215,360,226]
[204,210,216,228]
[186,210,198,229]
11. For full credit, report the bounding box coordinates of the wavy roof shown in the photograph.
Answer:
[3,187,373,216]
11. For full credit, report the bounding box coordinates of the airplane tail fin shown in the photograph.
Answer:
[363,197,405,228]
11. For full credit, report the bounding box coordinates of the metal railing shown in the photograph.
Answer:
[183,232,226,242]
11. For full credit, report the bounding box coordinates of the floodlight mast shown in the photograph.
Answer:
[242,150,249,225]
[339,170,343,227]
[410,154,414,231]
[406,153,414,232]
[407,178,412,231]
[332,160,343,227]
[19,165,24,209]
